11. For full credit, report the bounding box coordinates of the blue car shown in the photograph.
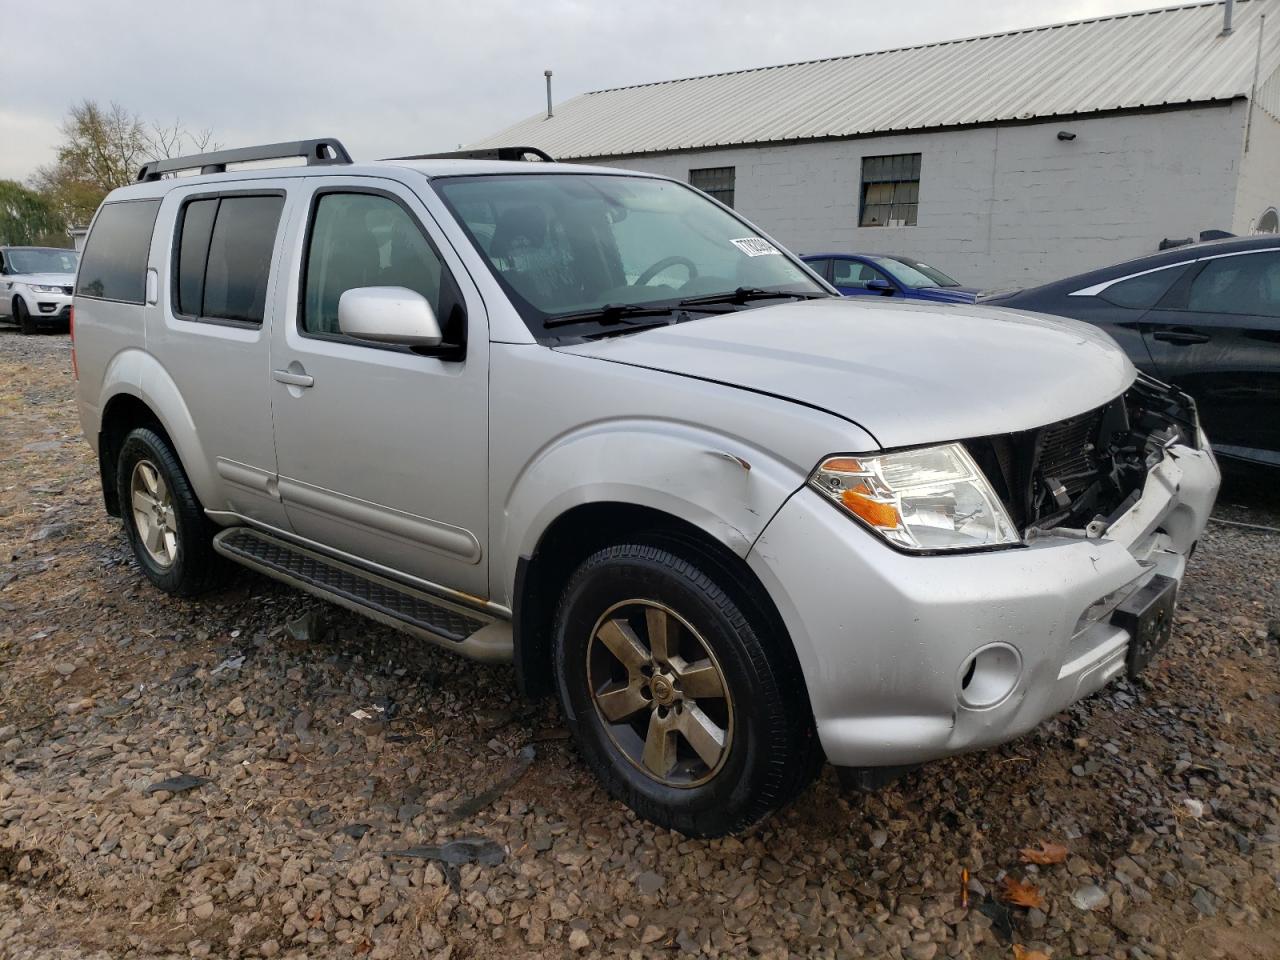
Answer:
[803,253,980,303]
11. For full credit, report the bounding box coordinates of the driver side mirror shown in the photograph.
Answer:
[338,286,442,347]
[866,278,895,295]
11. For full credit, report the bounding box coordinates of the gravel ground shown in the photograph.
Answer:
[1,328,1278,960]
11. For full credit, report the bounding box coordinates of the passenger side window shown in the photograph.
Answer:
[832,259,889,289]
[1185,252,1280,318]
[1098,264,1189,309]
[78,200,162,302]
[804,259,832,280]
[302,192,462,340]
[174,194,284,325]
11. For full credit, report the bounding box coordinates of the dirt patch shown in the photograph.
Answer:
[1,327,1278,959]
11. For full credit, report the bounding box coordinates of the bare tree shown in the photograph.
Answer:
[31,100,219,227]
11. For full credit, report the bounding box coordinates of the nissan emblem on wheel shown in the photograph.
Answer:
[71,138,1220,836]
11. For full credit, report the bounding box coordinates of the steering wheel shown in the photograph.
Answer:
[635,255,698,287]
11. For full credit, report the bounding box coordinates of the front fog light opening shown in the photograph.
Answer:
[957,643,1022,709]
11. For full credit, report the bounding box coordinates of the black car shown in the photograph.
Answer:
[985,236,1280,468]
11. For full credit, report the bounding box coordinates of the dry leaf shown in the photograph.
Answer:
[961,867,970,909]
[1012,946,1051,960]
[999,876,1046,910]
[1019,841,1069,865]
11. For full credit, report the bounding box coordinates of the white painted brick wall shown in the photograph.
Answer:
[599,105,1255,290]
[1232,103,1280,234]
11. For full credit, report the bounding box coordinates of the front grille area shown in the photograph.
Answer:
[965,375,1198,535]
[1037,408,1105,502]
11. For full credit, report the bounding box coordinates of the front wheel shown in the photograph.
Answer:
[15,298,35,335]
[553,543,819,836]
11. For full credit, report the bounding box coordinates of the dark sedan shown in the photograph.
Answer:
[803,253,980,303]
[984,236,1280,468]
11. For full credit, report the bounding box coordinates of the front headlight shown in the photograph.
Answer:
[30,284,64,293]
[808,443,1021,552]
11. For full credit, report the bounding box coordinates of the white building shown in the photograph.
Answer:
[471,1,1280,290]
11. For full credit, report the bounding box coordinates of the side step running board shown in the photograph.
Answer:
[213,527,512,663]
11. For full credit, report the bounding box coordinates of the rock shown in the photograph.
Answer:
[870,829,889,850]
[259,941,280,958]
[1071,885,1109,911]
[1181,798,1206,819]
[1191,889,1217,916]
[227,696,247,717]
[54,662,76,677]
[192,900,214,920]
[635,870,664,895]
[640,925,665,944]
[905,944,938,960]
[568,929,590,951]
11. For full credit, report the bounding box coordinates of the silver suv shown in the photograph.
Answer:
[73,138,1220,836]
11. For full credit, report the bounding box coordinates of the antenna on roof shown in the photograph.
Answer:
[545,70,554,119]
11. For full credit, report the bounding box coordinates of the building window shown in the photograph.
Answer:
[690,167,735,208]
[860,154,921,227]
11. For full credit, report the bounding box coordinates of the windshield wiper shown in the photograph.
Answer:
[676,287,825,308]
[543,303,679,329]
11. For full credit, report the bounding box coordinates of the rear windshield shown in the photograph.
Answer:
[77,200,162,303]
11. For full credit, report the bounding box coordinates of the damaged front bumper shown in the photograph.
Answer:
[747,437,1219,770]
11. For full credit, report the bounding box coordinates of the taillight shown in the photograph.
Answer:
[70,305,78,381]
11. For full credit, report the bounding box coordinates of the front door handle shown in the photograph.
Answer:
[1151,330,1210,346]
[272,368,314,387]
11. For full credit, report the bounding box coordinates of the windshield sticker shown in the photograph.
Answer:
[730,237,782,257]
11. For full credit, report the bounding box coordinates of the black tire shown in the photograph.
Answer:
[15,298,35,335]
[553,543,819,837]
[116,427,227,596]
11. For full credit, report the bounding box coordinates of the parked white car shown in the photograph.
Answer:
[71,139,1220,836]
[0,246,79,333]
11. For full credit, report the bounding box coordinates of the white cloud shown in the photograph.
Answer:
[0,111,61,182]
[1,0,1169,181]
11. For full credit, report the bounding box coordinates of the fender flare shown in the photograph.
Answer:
[98,348,220,509]
[495,418,810,607]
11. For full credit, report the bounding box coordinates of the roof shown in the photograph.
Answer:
[469,1,1280,160]
[104,157,638,202]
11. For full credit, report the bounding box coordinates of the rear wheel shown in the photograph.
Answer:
[553,543,819,836]
[15,298,35,335]
[116,427,227,596]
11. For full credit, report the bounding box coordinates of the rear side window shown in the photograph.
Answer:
[1097,264,1188,309]
[1186,251,1280,318]
[77,200,161,302]
[174,194,284,325]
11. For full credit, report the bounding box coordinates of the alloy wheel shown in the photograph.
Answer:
[587,599,733,788]
[130,459,178,567]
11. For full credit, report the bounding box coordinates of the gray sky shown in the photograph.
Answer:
[1,0,1167,182]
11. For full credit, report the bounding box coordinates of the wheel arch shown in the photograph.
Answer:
[512,501,813,726]
[96,354,218,517]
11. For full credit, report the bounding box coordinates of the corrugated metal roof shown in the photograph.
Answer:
[470,1,1280,160]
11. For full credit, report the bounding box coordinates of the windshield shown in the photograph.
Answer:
[6,248,79,275]
[871,256,960,289]
[433,173,827,336]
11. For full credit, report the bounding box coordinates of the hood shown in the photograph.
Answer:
[557,297,1134,450]
[15,272,75,285]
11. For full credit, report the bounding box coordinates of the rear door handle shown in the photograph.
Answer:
[272,369,314,387]
[1151,330,1210,345]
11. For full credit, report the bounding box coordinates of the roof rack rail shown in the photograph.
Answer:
[136,138,352,182]
[385,146,555,163]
